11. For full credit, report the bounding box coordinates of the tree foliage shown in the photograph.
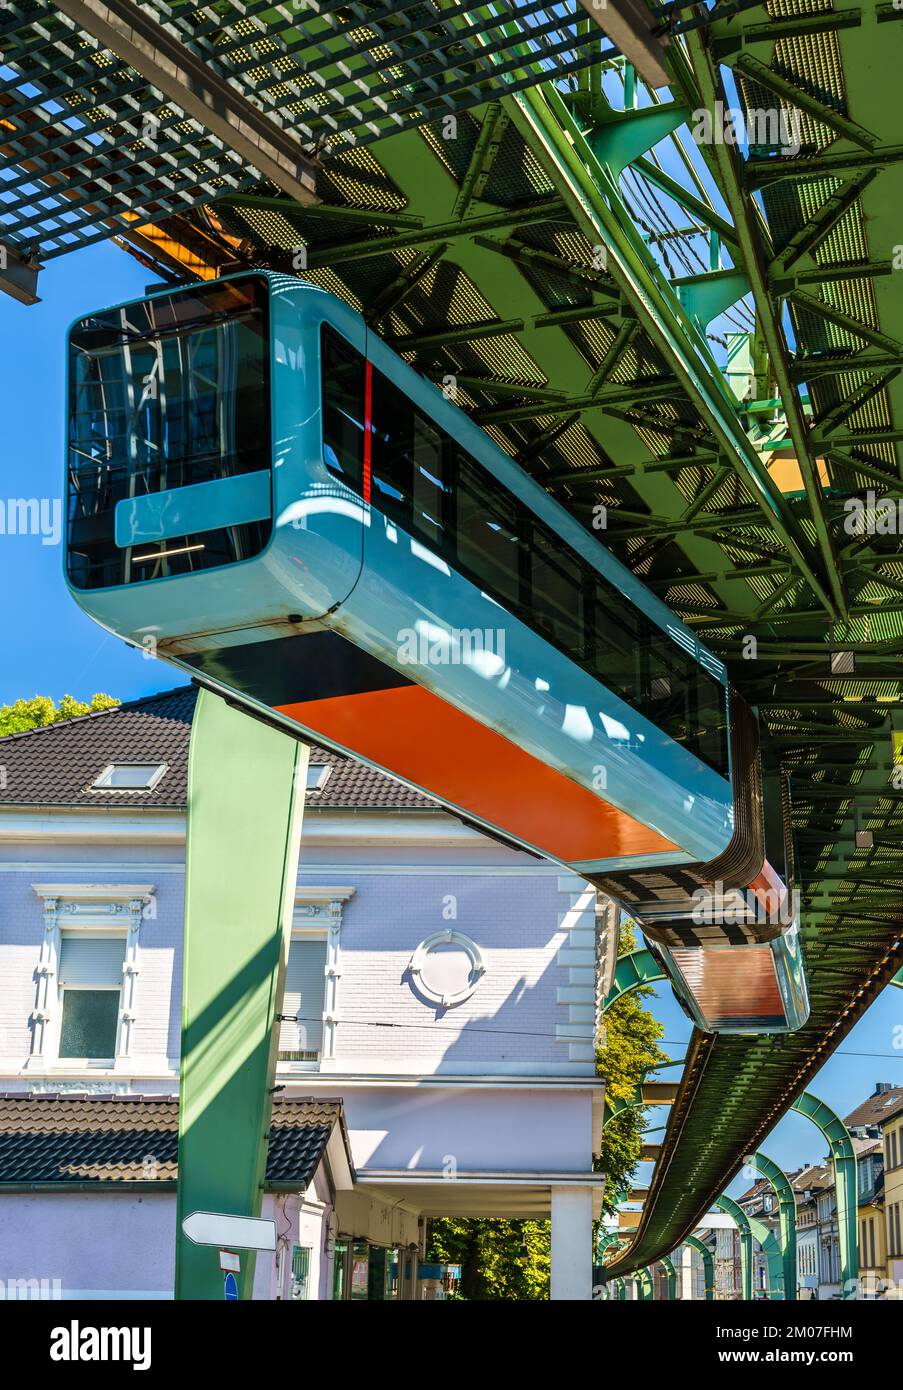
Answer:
[427,918,667,1295]
[426,1217,551,1301]
[595,919,669,1216]
[0,693,120,738]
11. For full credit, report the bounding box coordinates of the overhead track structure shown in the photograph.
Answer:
[13,2,903,1279]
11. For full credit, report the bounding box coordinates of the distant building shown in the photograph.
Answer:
[853,1137,885,1298]
[736,1176,780,1297]
[792,1163,832,1299]
[845,1081,903,1298]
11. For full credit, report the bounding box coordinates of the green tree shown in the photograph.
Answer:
[0,693,120,737]
[426,1217,551,1300]
[426,917,667,1297]
[595,918,668,1217]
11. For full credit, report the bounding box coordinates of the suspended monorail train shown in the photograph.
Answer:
[65,271,808,1034]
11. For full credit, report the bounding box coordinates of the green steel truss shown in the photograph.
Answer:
[25,1,903,1277]
[750,1150,798,1302]
[683,1235,714,1301]
[716,1194,754,1301]
[791,1090,858,1298]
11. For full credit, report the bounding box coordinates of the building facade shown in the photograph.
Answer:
[0,688,607,1299]
[844,1081,903,1298]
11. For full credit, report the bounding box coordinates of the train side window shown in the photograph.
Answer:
[455,451,523,612]
[411,413,449,550]
[589,580,642,705]
[321,327,365,489]
[372,369,414,527]
[528,522,585,660]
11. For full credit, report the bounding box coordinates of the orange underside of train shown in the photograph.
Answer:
[275,682,680,864]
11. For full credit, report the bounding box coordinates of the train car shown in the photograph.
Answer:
[64,270,808,1033]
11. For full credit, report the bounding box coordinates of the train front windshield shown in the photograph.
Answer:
[67,276,272,590]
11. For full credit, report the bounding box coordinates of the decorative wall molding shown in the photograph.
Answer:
[409,929,486,1008]
[554,880,599,1064]
[292,886,355,1066]
[28,883,156,1069]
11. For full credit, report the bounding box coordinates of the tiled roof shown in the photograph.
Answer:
[0,686,437,812]
[844,1087,903,1131]
[0,1094,352,1187]
[791,1163,833,1195]
[736,1178,771,1204]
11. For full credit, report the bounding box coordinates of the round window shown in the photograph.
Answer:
[409,930,485,1007]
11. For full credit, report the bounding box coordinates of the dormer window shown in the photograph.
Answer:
[92,762,167,791]
[306,764,332,792]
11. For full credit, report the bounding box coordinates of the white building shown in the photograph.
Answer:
[0,687,607,1299]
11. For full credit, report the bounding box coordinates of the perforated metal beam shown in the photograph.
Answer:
[52,0,319,205]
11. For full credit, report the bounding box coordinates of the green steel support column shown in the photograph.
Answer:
[685,1235,715,1301]
[603,949,666,1010]
[744,1209,784,1300]
[635,1268,654,1300]
[175,689,308,1300]
[597,1230,623,1259]
[751,1151,798,1301]
[659,1255,677,1301]
[716,1195,753,1301]
[614,1276,626,1301]
[791,1092,859,1298]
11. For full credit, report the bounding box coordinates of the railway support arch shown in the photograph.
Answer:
[791,1092,858,1298]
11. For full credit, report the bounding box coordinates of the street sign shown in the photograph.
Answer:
[224,1272,239,1301]
[219,1250,241,1274]
[181,1211,277,1251]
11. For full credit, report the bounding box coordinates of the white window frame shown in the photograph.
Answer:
[28,884,155,1075]
[279,928,329,1072]
[276,886,355,1077]
[91,762,168,793]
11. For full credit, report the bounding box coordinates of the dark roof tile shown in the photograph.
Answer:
[0,685,437,812]
[0,1094,351,1187]
[844,1087,903,1131]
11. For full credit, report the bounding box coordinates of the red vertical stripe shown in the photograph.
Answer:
[363,359,373,504]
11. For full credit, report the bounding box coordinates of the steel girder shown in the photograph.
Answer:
[658,1253,677,1300]
[603,947,666,1010]
[683,1235,715,1301]
[750,1151,798,1302]
[791,1090,858,1299]
[716,1194,754,1301]
[176,688,307,1299]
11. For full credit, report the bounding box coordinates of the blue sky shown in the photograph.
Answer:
[0,241,173,708]
[1,237,899,1187]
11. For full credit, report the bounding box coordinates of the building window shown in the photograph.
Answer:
[58,990,120,1059]
[306,765,332,792]
[56,934,126,1061]
[92,762,167,791]
[278,937,328,1063]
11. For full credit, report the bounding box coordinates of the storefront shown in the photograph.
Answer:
[331,1240,411,1300]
